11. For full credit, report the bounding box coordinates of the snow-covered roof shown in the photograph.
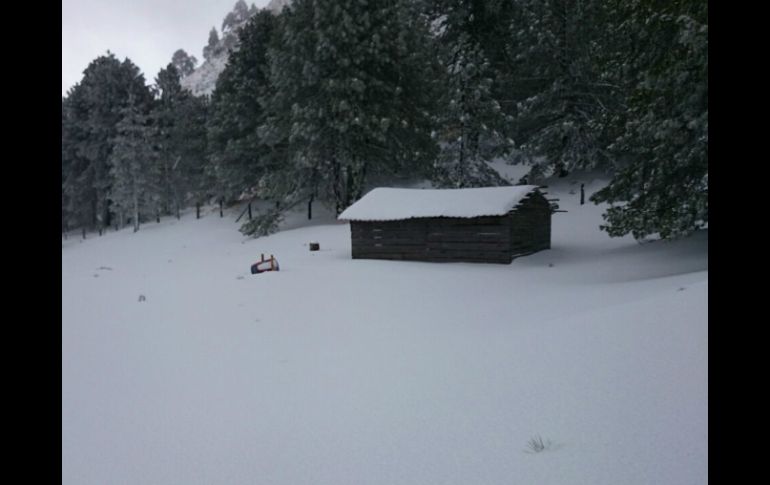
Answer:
[338,186,540,221]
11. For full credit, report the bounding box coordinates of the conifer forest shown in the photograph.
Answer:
[61,0,707,240]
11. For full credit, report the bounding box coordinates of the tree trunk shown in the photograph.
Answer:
[90,197,98,230]
[580,183,585,205]
[344,166,354,210]
[95,188,108,236]
[132,187,140,233]
[307,194,313,220]
[458,80,466,186]
[347,160,367,207]
[331,151,343,215]
[248,202,252,221]
[174,186,181,220]
[196,202,201,219]
[355,163,367,202]
[219,198,224,217]
[469,130,480,161]
[104,201,112,229]
[164,159,172,216]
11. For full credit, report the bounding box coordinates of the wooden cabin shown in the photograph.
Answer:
[338,186,551,264]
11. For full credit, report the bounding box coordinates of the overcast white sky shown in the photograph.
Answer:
[62,0,271,96]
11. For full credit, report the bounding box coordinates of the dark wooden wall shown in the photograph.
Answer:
[508,191,551,258]
[349,191,552,264]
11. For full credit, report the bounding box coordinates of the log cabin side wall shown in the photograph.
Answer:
[351,216,513,263]
[508,192,551,257]
[348,190,552,263]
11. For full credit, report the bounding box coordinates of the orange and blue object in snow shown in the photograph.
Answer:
[251,254,279,274]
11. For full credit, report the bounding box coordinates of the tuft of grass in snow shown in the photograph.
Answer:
[525,435,552,453]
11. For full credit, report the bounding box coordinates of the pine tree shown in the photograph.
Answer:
[591,0,708,239]
[62,93,85,232]
[154,64,184,217]
[222,13,237,34]
[432,33,512,185]
[60,53,153,233]
[507,0,614,181]
[108,97,160,232]
[265,0,438,216]
[203,27,221,60]
[62,91,79,230]
[171,49,198,77]
[177,95,210,215]
[420,1,515,188]
[154,64,209,219]
[234,0,249,17]
[207,10,278,207]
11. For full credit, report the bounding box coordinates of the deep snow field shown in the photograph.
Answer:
[62,172,707,485]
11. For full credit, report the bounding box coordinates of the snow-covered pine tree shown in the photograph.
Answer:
[424,0,513,188]
[171,49,198,78]
[177,95,211,217]
[203,28,222,61]
[153,64,209,219]
[108,97,161,232]
[207,10,278,210]
[265,0,438,216]
[62,98,69,233]
[61,53,153,233]
[432,35,512,188]
[591,0,708,239]
[222,0,252,33]
[256,0,322,220]
[507,0,615,181]
[62,87,90,232]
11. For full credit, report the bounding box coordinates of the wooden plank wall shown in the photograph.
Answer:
[508,192,552,258]
[349,191,552,264]
[351,215,513,263]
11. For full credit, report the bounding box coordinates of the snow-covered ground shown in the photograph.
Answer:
[62,173,707,485]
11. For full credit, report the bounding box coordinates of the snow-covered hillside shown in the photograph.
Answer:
[266,0,292,14]
[180,53,229,97]
[181,1,291,97]
[62,175,707,485]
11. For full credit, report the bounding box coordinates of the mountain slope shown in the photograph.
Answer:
[181,1,291,96]
[266,0,292,13]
